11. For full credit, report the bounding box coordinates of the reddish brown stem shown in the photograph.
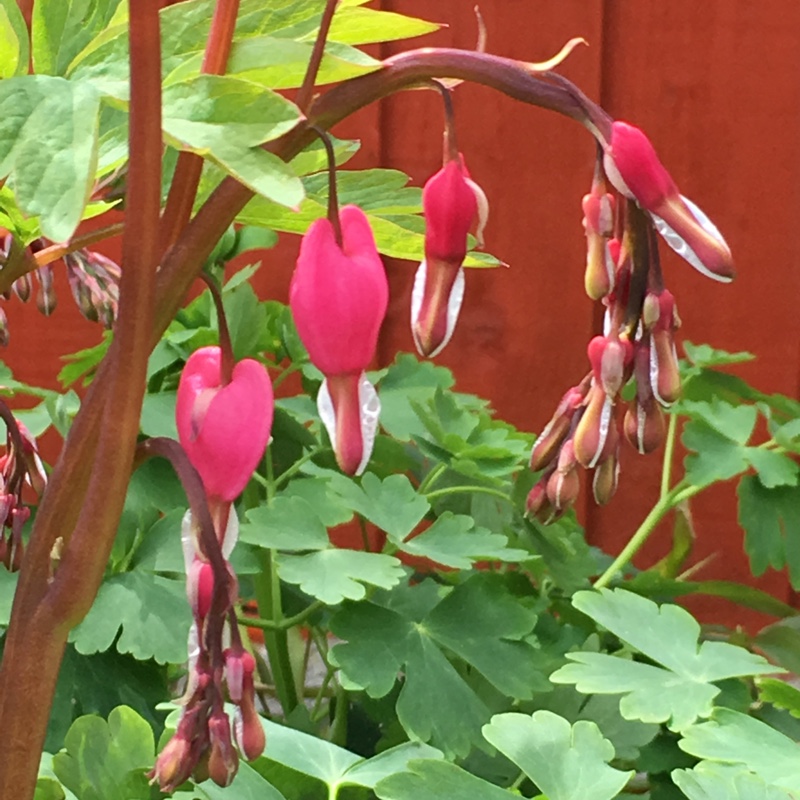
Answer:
[0,1,163,796]
[199,273,235,385]
[312,126,343,247]
[33,223,125,268]
[295,0,339,112]
[160,0,241,256]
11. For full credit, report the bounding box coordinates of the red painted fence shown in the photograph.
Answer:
[3,1,799,627]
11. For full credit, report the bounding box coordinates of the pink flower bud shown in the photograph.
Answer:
[545,440,580,514]
[412,155,488,357]
[176,346,273,502]
[530,386,585,472]
[592,447,620,505]
[587,335,633,398]
[187,558,214,622]
[150,736,194,793]
[525,477,552,520]
[573,384,619,469]
[642,291,681,406]
[624,341,667,453]
[208,712,239,787]
[604,121,734,282]
[582,189,616,300]
[290,205,388,476]
[234,693,266,761]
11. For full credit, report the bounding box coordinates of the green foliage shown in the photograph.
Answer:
[52,707,154,800]
[552,589,776,730]
[483,710,633,800]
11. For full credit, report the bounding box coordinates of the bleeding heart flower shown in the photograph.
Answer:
[411,154,488,357]
[290,204,388,476]
[603,121,734,282]
[176,346,273,502]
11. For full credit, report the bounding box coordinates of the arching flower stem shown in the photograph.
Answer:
[312,126,343,247]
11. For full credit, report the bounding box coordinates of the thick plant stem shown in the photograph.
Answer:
[295,0,339,111]
[0,47,610,797]
[160,0,241,254]
[0,2,163,797]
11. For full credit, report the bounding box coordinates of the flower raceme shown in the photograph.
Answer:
[176,346,274,503]
[290,204,389,476]
[411,154,488,357]
[603,121,734,282]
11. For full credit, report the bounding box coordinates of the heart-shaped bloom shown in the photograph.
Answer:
[411,155,488,357]
[176,346,273,502]
[603,121,734,282]
[290,204,388,476]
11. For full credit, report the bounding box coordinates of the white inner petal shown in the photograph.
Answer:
[317,378,337,448]
[588,395,613,469]
[357,375,381,476]
[181,509,197,573]
[221,506,239,560]
[410,260,426,355]
[427,267,465,358]
[650,196,732,283]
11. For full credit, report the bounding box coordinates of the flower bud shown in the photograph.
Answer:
[587,335,633,398]
[529,386,585,471]
[411,155,488,357]
[12,273,32,303]
[592,448,620,505]
[187,558,214,622]
[208,712,239,787]
[545,440,580,514]
[35,266,57,316]
[624,342,667,453]
[525,477,551,520]
[234,694,266,761]
[150,736,194,793]
[582,189,616,300]
[573,384,619,469]
[603,121,734,282]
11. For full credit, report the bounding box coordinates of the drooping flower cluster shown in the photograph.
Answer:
[151,346,272,791]
[290,204,388,476]
[0,418,46,572]
[526,121,733,520]
[0,235,122,345]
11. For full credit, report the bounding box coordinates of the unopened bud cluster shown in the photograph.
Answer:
[527,121,732,520]
[0,419,46,571]
[0,234,121,345]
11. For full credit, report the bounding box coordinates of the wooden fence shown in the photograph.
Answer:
[3,1,799,627]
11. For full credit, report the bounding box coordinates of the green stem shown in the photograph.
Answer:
[254,447,298,714]
[330,682,348,746]
[660,411,679,499]
[424,485,510,504]
[272,360,306,390]
[417,463,446,495]
[274,447,325,489]
[593,483,702,589]
[238,600,325,632]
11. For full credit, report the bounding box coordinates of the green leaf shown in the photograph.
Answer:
[483,711,632,800]
[195,762,287,800]
[52,706,155,800]
[743,448,799,488]
[681,400,757,444]
[342,742,443,789]
[738,476,800,587]
[756,677,800,719]
[331,575,543,756]
[378,355,455,441]
[398,512,526,569]
[33,0,123,76]
[0,0,29,78]
[755,617,800,673]
[0,566,18,626]
[241,496,331,550]
[277,548,404,604]
[673,763,794,800]
[325,5,439,45]
[678,709,800,794]
[551,589,776,730]
[69,572,191,664]
[0,76,101,240]
[682,341,755,369]
[375,759,511,800]
[139,391,177,438]
[682,421,750,487]
[161,75,303,208]
[329,472,430,541]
